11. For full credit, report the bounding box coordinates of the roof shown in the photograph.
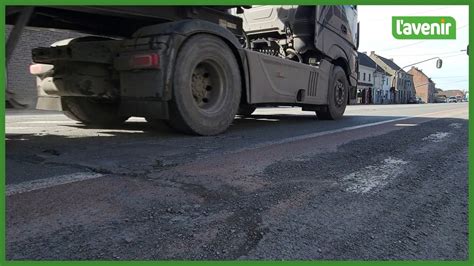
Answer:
[408,67,435,84]
[358,52,390,75]
[373,53,403,71]
[378,56,403,71]
[358,52,377,68]
[442,90,465,97]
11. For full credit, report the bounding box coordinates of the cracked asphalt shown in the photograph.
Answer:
[5,103,469,260]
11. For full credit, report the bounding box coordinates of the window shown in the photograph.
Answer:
[363,73,366,81]
[368,74,371,81]
[358,72,360,80]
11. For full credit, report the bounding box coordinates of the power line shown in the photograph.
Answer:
[385,51,464,57]
[362,6,456,22]
[379,41,425,52]
[435,80,468,85]
[431,75,467,79]
[441,53,468,59]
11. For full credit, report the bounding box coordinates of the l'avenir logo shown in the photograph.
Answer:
[392,16,456,39]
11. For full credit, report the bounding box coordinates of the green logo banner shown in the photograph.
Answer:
[392,16,456,39]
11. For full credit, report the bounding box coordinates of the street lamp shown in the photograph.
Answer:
[394,57,443,81]
[391,57,443,103]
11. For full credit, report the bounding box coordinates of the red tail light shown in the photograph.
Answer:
[130,53,160,69]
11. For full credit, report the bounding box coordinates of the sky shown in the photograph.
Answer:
[358,5,469,92]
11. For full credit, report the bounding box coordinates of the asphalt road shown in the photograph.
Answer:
[6,103,469,260]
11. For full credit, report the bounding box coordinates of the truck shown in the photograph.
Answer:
[6,6,359,135]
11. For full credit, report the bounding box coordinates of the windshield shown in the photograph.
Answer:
[343,5,359,49]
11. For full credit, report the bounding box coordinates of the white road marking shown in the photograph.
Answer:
[422,132,452,143]
[6,172,104,196]
[395,123,418,127]
[15,120,76,124]
[5,127,32,130]
[343,157,408,193]
[232,109,460,154]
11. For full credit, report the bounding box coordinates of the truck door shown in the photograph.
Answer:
[314,5,358,53]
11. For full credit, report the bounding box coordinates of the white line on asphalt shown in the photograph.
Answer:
[232,108,463,153]
[6,172,104,196]
[5,127,32,130]
[15,121,76,124]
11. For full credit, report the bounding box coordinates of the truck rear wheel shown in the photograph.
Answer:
[61,97,128,126]
[168,34,241,135]
[317,66,348,120]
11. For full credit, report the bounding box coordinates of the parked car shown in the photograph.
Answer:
[416,97,425,104]
[448,96,457,103]
[435,96,448,103]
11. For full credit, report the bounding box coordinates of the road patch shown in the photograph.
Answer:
[342,157,408,193]
[422,132,451,142]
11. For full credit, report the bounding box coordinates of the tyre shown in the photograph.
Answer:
[61,97,128,126]
[167,34,241,135]
[237,104,256,116]
[316,66,349,120]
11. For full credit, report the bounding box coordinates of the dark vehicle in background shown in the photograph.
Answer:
[7,5,360,135]
[408,97,418,104]
[435,95,447,103]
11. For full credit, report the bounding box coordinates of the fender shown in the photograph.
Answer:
[326,44,357,88]
[132,20,250,102]
[133,19,242,48]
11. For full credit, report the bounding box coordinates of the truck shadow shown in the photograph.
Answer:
[58,114,373,134]
[5,115,468,185]
[6,114,416,141]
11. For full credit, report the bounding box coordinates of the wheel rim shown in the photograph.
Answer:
[191,60,226,113]
[334,79,345,107]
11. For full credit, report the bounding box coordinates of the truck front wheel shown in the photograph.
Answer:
[61,97,128,126]
[317,66,348,120]
[168,34,241,135]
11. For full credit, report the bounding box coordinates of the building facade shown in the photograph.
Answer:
[369,51,415,104]
[357,52,375,104]
[407,67,436,103]
[372,65,391,104]
[357,52,391,104]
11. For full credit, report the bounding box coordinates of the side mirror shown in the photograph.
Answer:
[436,58,443,69]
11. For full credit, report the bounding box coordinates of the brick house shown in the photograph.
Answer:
[6,25,84,108]
[369,51,415,104]
[407,67,436,103]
